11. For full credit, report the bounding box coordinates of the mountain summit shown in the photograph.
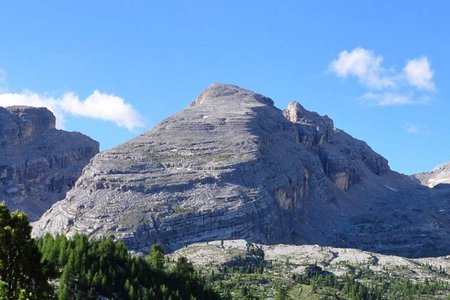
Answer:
[33,84,450,257]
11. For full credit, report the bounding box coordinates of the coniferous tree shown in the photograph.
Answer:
[0,202,51,299]
[147,244,165,270]
[0,280,7,299]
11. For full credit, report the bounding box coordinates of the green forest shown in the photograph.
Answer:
[0,202,220,300]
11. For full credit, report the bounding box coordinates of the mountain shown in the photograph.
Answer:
[33,84,450,257]
[0,106,99,220]
[414,162,450,188]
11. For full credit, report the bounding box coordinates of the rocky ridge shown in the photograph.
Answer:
[414,162,450,188]
[0,106,99,220]
[33,84,450,257]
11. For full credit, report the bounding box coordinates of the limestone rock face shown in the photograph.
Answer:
[172,239,450,282]
[33,84,450,257]
[413,162,450,188]
[283,102,389,191]
[0,106,99,220]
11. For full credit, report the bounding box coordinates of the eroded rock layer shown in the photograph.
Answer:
[0,106,99,220]
[33,84,450,257]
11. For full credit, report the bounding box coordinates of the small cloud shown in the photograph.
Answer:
[361,92,413,106]
[403,57,435,91]
[361,92,430,106]
[329,47,395,89]
[329,47,436,107]
[0,90,144,130]
[404,122,430,135]
[406,123,419,134]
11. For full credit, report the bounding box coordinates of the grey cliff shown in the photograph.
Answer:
[0,106,99,220]
[33,84,450,257]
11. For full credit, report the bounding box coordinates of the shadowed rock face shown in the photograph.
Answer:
[0,106,99,220]
[33,84,450,257]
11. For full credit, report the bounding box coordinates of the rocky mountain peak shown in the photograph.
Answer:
[33,85,450,257]
[6,105,56,128]
[283,101,334,129]
[0,106,56,146]
[413,162,450,188]
[433,162,450,173]
[190,83,274,108]
[0,106,99,220]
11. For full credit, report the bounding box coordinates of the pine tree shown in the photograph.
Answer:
[0,202,51,299]
[147,244,165,270]
[0,280,7,300]
[174,257,195,278]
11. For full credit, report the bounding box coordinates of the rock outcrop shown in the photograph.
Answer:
[33,84,450,257]
[0,106,99,220]
[414,162,450,188]
[173,240,450,298]
[172,239,450,283]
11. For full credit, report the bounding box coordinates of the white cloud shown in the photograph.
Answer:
[329,47,395,89]
[0,90,144,130]
[59,91,144,130]
[329,47,436,107]
[361,92,413,106]
[403,57,435,91]
[361,92,430,107]
[404,122,430,135]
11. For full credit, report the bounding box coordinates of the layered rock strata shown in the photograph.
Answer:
[0,106,99,220]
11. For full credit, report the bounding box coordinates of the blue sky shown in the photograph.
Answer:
[0,1,449,174]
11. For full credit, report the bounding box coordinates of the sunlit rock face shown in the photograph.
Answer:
[33,84,450,257]
[413,162,450,188]
[0,106,99,220]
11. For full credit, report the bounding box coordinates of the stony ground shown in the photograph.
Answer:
[171,240,450,299]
